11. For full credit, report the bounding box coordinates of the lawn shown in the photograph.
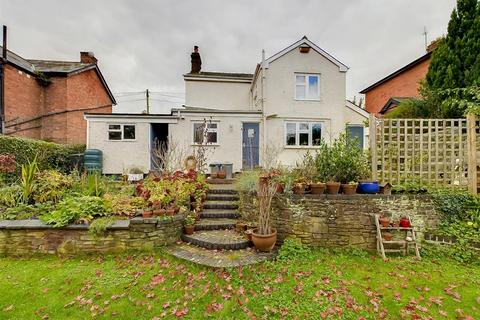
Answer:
[0,249,479,320]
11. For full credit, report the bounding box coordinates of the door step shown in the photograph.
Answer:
[181,229,251,250]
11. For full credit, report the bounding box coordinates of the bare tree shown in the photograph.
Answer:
[192,118,215,173]
[257,175,277,235]
[151,138,189,174]
[262,142,282,170]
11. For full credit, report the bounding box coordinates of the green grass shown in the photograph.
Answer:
[0,250,479,319]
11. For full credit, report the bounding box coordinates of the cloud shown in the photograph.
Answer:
[0,0,455,113]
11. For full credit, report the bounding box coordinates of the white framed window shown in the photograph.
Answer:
[295,73,320,100]
[108,124,136,141]
[285,122,322,147]
[192,122,219,145]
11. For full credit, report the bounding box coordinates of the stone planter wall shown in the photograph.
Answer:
[0,215,185,256]
[238,194,440,251]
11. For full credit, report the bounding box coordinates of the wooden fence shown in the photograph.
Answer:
[369,114,478,194]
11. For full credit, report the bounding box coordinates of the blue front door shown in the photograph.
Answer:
[242,123,260,169]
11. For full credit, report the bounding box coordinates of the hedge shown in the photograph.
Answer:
[0,135,85,177]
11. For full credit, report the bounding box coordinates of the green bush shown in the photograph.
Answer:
[0,135,85,176]
[276,238,312,262]
[235,170,260,193]
[40,196,110,227]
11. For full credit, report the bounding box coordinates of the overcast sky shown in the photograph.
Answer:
[1,0,455,113]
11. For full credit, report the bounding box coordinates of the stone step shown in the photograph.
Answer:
[207,188,238,195]
[195,218,237,230]
[203,201,238,210]
[181,229,251,250]
[207,178,236,185]
[200,209,240,219]
[165,242,275,268]
[206,194,239,201]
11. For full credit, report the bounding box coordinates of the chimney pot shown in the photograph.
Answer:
[190,46,201,73]
[80,51,97,64]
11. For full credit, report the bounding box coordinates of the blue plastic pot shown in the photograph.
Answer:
[357,181,379,194]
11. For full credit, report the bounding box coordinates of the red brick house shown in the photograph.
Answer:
[0,48,115,144]
[360,50,432,116]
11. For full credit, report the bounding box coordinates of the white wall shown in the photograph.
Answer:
[169,112,262,172]
[87,121,151,175]
[185,80,252,111]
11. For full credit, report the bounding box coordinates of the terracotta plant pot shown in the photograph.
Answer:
[153,208,166,216]
[210,172,218,179]
[310,183,326,194]
[166,208,175,216]
[326,182,341,195]
[383,232,393,241]
[251,228,277,252]
[341,184,358,195]
[142,210,153,218]
[379,216,390,228]
[184,225,195,235]
[293,183,306,195]
[217,171,227,179]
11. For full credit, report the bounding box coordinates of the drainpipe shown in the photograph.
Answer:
[261,49,266,167]
[0,25,6,134]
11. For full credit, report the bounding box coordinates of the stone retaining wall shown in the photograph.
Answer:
[238,194,440,251]
[0,215,185,256]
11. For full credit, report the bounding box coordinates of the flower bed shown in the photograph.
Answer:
[0,156,207,238]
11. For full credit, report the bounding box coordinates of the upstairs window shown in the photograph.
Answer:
[193,122,218,144]
[108,124,136,141]
[295,74,320,100]
[285,122,322,147]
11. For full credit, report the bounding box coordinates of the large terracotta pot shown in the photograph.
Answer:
[379,216,390,228]
[142,210,153,218]
[251,228,277,252]
[310,183,326,194]
[341,184,358,195]
[217,171,226,179]
[326,182,341,194]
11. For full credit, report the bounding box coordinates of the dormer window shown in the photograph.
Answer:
[295,73,320,100]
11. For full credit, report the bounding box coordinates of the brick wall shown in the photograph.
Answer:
[364,58,430,115]
[238,194,440,250]
[4,65,112,144]
[0,215,185,256]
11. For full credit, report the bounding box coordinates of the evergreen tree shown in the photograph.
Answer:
[426,0,480,90]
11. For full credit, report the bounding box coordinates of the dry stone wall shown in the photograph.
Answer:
[0,215,185,256]
[238,194,439,251]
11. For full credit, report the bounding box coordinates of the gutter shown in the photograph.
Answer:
[0,25,6,134]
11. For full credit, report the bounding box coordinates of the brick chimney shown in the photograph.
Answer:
[80,51,97,64]
[190,46,201,73]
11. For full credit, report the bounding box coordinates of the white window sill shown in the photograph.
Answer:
[107,139,137,142]
[294,98,321,102]
[284,145,321,149]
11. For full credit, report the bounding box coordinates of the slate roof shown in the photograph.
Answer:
[184,71,253,80]
[1,46,116,104]
[379,97,413,114]
[28,60,95,74]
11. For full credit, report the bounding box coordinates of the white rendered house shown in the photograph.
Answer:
[85,37,368,174]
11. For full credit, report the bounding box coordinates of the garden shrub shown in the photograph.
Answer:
[33,170,74,204]
[235,170,260,193]
[40,196,110,227]
[88,216,115,236]
[0,135,85,176]
[276,238,312,261]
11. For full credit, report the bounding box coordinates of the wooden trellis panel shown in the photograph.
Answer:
[370,116,478,190]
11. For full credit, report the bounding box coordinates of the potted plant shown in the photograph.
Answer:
[383,232,393,241]
[326,181,341,194]
[251,173,277,252]
[399,216,411,228]
[341,181,358,195]
[127,167,144,182]
[142,206,153,218]
[379,216,390,228]
[310,181,326,194]
[184,214,196,235]
[166,205,175,216]
[217,169,227,179]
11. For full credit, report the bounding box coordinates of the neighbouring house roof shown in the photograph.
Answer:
[379,97,413,114]
[359,52,432,94]
[345,100,369,118]
[0,46,116,105]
